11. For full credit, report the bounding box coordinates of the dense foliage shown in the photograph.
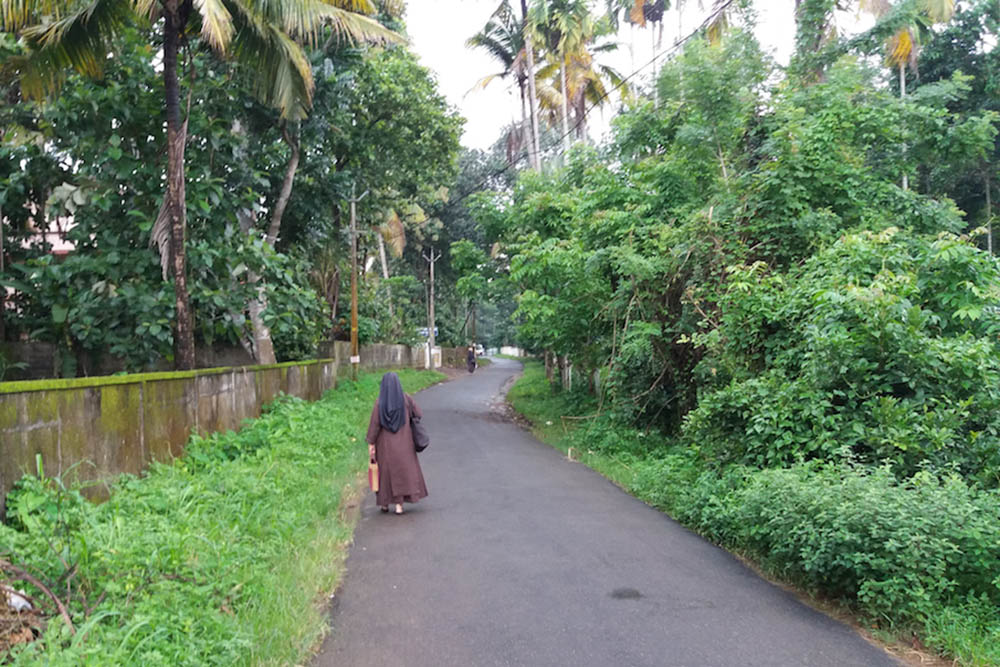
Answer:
[0,14,462,373]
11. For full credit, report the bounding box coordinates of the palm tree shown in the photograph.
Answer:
[534,19,629,142]
[529,0,593,153]
[2,0,395,368]
[466,0,535,166]
[860,0,956,190]
[604,0,668,101]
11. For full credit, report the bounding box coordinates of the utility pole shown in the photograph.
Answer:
[348,185,368,381]
[423,248,441,371]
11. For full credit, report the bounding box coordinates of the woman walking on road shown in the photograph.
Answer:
[366,372,428,515]
[467,345,477,373]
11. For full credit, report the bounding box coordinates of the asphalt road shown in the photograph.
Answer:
[313,357,899,667]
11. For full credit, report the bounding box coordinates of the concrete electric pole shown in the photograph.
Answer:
[423,248,441,371]
[348,185,368,381]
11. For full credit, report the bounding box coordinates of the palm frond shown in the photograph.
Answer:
[887,27,916,67]
[467,71,507,95]
[150,197,172,280]
[194,0,234,51]
[329,0,376,14]
[705,4,728,45]
[1,0,31,29]
[232,0,392,48]
[920,0,953,24]
[629,0,646,27]
[381,210,405,257]
[465,33,516,69]
[230,15,314,119]
[315,5,401,46]
[14,0,132,98]
[130,0,159,21]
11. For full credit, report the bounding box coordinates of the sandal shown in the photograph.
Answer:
[394,504,404,515]
[379,505,389,513]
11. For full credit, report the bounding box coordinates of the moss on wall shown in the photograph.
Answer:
[0,360,338,509]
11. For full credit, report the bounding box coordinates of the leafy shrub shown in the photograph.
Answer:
[686,229,1000,486]
[651,463,1000,625]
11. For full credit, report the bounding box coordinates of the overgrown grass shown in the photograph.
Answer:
[1,369,443,665]
[507,360,1000,667]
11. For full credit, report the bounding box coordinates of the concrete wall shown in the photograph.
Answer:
[0,360,336,516]
[0,343,468,516]
[318,341,468,375]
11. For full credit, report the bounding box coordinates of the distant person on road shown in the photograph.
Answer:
[467,345,477,373]
[366,372,428,515]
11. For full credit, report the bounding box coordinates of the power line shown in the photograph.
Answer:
[439,0,738,214]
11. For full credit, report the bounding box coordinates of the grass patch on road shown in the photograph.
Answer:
[506,360,1000,667]
[1,369,443,666]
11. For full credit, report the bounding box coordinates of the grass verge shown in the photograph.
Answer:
[0,369,443,665]
[506,360,1000,667]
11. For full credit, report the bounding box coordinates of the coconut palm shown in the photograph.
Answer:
[860,0,955,189]
[1,0,396,368]
[534,19,629,142]
[604,0,670,100]
[466,0,535,165]
[529,0,594,152]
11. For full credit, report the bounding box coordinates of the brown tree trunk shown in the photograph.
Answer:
[560,56,570,153]
[520,79,531,164]
[330,266,341,332]
[246,274,276,364]
[266,124,300,247]
[244,124,300,365]
[163,2,196,370]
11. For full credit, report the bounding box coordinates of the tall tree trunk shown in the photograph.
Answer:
[560,55,571,153]
[377,231,395,324]
[246,283,275,363]
[521,0,541,170]
[651,24,658,107]
[246,123,301,365]
[519,78,531,164]
[0,203,5,343]
[163,2,196,370]
[900,61,908,192]
[266,124,300,247]
[330,268,340,332]
[986,169,993,254]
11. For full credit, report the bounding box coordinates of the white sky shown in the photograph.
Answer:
[404,1,870,150]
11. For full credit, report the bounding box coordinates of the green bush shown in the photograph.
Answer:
[686,229,1000,486]
[627,458,1000,637]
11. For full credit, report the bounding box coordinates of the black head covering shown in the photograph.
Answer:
[378,372,406,433]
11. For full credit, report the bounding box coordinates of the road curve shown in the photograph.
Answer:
[313,357,898,667]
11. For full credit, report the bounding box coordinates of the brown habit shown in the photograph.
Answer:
[366,394,428,506]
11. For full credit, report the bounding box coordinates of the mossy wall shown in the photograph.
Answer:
[0,344,464,515]
[0,359,338,514]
